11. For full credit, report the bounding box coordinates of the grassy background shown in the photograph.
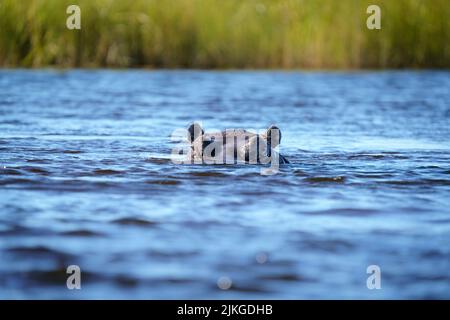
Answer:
[0,0,448,69]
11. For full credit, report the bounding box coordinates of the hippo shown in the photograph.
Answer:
[187,122,289,164]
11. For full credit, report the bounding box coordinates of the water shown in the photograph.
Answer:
[0,70,449,299]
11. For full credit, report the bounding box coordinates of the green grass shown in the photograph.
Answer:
[0,0,448,68]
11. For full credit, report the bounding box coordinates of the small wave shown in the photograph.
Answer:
[417,165,443,169]
[189,171,229,177]
[1,166,49,175]
[23,166,49,175]
[427,218,450,224]
[353,173,395,178]
[383,179,450,186]
[347,153,409,160]
[0,178,36,185]
[16,268,98,285]
[348,154,387,160]
[146,249,199,259]
[145,179,181,185]
[308,208,379,216]
[6,245,73,260]
[300,239,355,252]
[93,169,123,175]
[112,217,157,226]
[61,229,105,237]
[0,168,22,175]
[304,176,346,183]
[420,249,449,259]
[222,283,271,293]
[145,157,171,164]
[0,225,30,236]
[257,273,315,282]
[114,275,139,287]
[26,158,50,164]
[293,169,308,176]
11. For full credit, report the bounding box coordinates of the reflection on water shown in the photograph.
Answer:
[0,70,449,299]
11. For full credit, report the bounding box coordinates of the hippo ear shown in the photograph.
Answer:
[188,122,204,142]
[266,125,281,146]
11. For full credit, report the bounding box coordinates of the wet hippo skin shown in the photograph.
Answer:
[188,122,289,164]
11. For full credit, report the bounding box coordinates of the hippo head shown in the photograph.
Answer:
[187,122,289,164]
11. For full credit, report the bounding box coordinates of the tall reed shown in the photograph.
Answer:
[0,0,448,68]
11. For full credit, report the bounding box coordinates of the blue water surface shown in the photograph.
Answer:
[0,70,449,299]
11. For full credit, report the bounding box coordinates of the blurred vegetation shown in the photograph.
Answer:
[0,0,448,68]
